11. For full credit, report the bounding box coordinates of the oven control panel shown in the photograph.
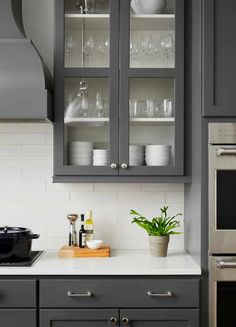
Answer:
[209,123,236,144]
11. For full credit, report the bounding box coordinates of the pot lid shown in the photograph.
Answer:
[0,226,32,238]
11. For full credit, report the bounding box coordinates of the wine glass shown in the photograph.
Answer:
[84,36,95,66]
[95,92,103,117]
[97,36,110,60]
[159,34,174,67]
[65,35,75,67]
[130,39,139,67]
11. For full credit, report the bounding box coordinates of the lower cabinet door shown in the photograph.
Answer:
[40,309,119,327]
[120,309,199,327]
[0,309,36,327]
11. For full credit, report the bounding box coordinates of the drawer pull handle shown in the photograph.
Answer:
[67,291,92,297]
[147,291,173,297]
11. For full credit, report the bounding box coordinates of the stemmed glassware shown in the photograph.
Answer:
[159,34,174,67]
[95,92,104,117]
[65,35,75,67]
[84,36,95,66]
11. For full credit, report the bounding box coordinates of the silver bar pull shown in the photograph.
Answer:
[217,260,236,269]
[216,147,236,156]
[147,291,173,297]
[67,291,92,297]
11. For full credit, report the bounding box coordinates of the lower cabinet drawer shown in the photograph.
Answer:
[0,309,36,327]
[40,279,199,308]
[0,280,36,308]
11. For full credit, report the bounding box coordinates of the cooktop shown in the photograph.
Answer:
[0,251,44,267]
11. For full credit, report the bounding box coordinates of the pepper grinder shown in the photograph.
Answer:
[67,214,78,246]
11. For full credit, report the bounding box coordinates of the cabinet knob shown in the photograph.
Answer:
[122,317,129,325]
[110,317,117,325]
[120,163,128,169]
[110,163,117,169]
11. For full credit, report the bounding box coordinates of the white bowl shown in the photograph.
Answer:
[93,150,110,154]
[69,159,92,165]
[86,240,103,250]
[69,153,93,159]
[131,0,167,14]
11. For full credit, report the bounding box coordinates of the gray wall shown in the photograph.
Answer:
[22,0,54,75]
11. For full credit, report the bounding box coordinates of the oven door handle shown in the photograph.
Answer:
[217,260,236,269]
[217,147,236,156]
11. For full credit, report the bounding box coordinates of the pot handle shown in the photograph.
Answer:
[30,234,40,239]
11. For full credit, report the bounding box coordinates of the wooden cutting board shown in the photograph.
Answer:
[58,245,110,258]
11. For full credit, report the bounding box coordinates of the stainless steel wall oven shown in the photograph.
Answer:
[209,123,236,327]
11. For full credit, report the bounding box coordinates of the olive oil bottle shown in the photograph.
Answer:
[85,210,94,241]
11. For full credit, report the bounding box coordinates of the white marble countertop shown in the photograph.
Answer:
[0,250,201,275]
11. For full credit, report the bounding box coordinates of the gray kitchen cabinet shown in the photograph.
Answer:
[53,0,185,182]
[40,309,119,327]
[120,309,199,327]
[40,278,199,308]
[203,0,236,117]
[0,280,37,327]
[0,309,36,327]
[40,309,199,327]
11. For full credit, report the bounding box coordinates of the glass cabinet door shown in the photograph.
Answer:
[119,0,184,176]
[54,0,119,176]
[64,0,110,68]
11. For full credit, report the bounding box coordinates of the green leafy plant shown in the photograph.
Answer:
[130,206,182,236]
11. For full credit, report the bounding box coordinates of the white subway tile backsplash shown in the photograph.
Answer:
[46,182,93,192]
[0,133,45,144]
[70,191,118,204]
[118,191,165,204]
[21,167,52,179]
[94,183,141,192]
[22,145,52,156]
[0,191,21,202]
[165,192,184,203]
[0,156,45,168]
[0,168,21,179]
[22,191,70,203]
[0,180,45,191]
[142,183,184,192]
[0,123,185,250]
[0,145,21,156]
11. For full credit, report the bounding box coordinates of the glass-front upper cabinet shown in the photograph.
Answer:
[64,0,110,68]
[54,0,184,179]
[119,0,184,176]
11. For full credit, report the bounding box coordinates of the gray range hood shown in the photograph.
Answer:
[0,0,53,121]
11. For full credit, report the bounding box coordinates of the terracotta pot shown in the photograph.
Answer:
[148,235,169,257]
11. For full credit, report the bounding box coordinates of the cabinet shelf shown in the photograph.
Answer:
[64,117,175,127]
[65,13,175,31]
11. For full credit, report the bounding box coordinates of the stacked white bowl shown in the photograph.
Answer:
[129,145,145,166]
[93,149,110,166]
[145,145,172,166]
[68,142,93,166]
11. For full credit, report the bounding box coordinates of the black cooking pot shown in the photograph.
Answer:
[0,227,39,262]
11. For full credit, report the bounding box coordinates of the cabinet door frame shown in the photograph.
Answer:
[120,309,199,327]
[203,0,236,117]
[54,0,120,176]
[40,309,119,327]
[119,0,185,176]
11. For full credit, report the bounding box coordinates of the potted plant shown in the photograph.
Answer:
[130,206,182,257]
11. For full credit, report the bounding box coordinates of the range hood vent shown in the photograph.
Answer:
[0,0,53,121]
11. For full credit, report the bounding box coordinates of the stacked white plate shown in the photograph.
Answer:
[129,145,145,166]
[93,149,110,166]
[68,142,93,166]
[145,145,172,166]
